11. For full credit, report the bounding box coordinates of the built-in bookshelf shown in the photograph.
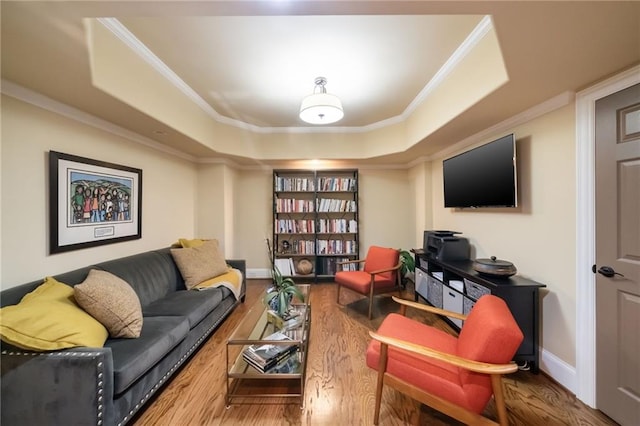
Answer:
[273,169,359,281]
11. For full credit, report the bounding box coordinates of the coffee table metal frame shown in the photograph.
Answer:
[225,284,310,407]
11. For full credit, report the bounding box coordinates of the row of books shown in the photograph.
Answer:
[317,218,357,233]
[274,177,315,192]
[276,198,357,213]
[317,239,357,255]
[318,257,358,275]
[275,240,316,255]
[275,219,358,234]
[316,198,357,213]
[317,177,357,192]
[275,219,315,234]
[242,331,299,373]
[274,177,357,192]
[276,198,315,213]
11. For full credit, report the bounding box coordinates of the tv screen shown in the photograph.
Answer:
[443,134,517,208]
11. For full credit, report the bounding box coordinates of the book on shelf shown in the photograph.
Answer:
[274,258,295,276]
[242,331,298,373]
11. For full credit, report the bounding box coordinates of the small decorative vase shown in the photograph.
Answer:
[268,292,293,316]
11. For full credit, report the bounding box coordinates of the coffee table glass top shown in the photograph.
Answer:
[227,284,311,377]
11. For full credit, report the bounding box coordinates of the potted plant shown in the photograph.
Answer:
[264,237,305,317]
[264,265,305,317]
[399,249,416,287]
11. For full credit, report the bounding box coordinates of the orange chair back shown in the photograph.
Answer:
[363,246,400,281]
[456,295,524,413]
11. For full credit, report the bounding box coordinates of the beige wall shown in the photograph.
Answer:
[233,168,273,269]
[430,104,577,365]
[0,95,198,288]
[408,162,433,248]
[358,169,414,252]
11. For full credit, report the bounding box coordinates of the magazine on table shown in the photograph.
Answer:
[242,331,298,372]
[264,353,301,374]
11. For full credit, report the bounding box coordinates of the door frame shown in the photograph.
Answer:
[575,64,640,408]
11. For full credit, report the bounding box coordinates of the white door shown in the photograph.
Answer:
[595,83,640,425]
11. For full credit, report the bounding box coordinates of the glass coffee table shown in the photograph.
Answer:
[226,284,310,407]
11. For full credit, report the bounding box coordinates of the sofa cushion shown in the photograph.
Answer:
[170,240,228,289]
[142,287,226,328]
[74,270,143,338]
[95,250,185,307]
[0,277,108,351]
[107,315,189,395]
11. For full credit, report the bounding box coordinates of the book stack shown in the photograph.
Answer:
[242,331,298,373]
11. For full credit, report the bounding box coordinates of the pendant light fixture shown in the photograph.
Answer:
[299,77,344,125]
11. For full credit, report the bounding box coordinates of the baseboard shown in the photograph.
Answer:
[539,348,577,394]
[246,268,272,279]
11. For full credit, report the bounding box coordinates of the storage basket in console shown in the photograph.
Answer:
[463,279,491,300]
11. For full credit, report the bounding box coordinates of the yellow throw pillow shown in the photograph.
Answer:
[0,277,108,351]
[171,239,228,289]
[74,270,143,339]
[178,238,207,248]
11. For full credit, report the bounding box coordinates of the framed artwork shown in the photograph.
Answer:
[49,151,142,254]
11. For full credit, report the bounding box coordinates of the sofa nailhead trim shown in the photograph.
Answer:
[1,350,105,425]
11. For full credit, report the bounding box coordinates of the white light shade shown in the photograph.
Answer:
[299,93,344,125]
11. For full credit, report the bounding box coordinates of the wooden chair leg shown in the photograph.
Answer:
[368,278,376,319]
[374,343,389,425]
[491,374,509,426]
[336,284,341,304]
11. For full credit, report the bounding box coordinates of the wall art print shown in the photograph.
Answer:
[49,151,142,253]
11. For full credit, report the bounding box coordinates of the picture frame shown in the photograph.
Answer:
[49,151,142,254]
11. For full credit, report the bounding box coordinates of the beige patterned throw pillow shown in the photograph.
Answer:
[171,239,228,289]
[74,270,143,338]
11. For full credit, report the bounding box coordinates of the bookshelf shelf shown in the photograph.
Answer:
[273,169,359,281]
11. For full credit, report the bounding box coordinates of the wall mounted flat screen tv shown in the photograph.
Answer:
[443,134,517,208]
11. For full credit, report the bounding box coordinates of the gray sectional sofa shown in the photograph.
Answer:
[0,247,246,426]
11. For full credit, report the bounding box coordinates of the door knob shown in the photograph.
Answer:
[596,266,625,278]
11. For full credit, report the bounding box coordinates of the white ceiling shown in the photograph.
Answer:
[2,1,639,166]
[118,14,483,128]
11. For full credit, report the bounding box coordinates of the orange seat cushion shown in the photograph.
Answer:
[335,246,399,295]
[366,313,477,411]
[335,271,395,294]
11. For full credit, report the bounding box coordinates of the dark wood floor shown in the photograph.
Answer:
[132,280,617,425]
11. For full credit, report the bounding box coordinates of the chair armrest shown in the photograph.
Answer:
[369,331,518,375]
[392,296,467,321]
[368,262,402,276]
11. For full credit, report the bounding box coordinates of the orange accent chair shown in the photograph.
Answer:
[335,245,402,319]
[367,295,524,425]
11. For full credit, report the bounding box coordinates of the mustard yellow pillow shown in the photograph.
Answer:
[0,277,108,351]
[171,239,228,289]
[74,270,143,338]
[178,238,207,248]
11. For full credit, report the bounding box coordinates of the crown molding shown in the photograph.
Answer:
[1,79,230,165]
[2,79,576,171]
[97,15,492,135]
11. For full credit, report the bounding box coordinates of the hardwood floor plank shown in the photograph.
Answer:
[132,281,616,426]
